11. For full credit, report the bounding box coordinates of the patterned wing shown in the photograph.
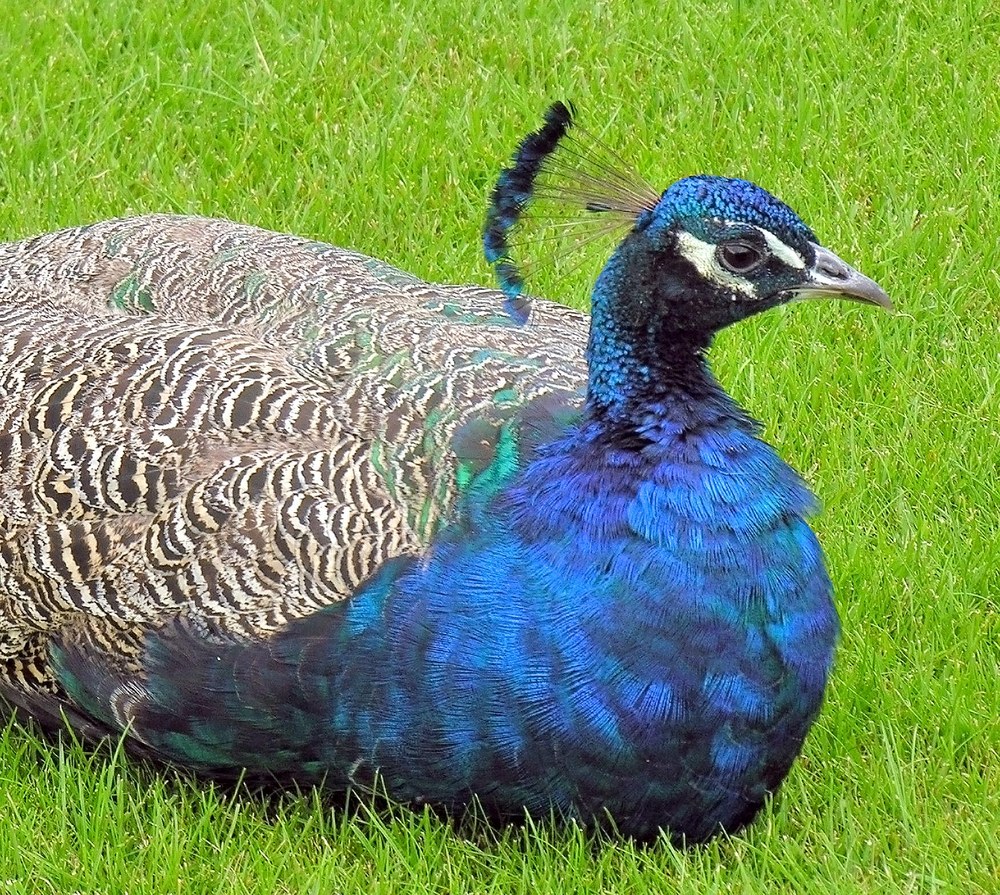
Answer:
[0,217,589,701]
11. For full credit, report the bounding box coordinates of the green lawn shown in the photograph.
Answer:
[0,0,997,892]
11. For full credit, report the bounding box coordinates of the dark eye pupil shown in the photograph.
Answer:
[718,242,764,274]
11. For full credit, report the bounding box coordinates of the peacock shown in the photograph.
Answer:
[0,102,890,843]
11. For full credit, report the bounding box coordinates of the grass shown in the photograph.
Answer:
[0,0,997,891]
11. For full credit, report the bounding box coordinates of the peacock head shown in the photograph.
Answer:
[595,173,892,342]
[485,101,891,346]
[485,103,891,413]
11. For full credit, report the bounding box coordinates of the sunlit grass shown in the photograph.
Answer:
[0,0,997,891]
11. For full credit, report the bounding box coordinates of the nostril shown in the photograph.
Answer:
[817,256,850,280]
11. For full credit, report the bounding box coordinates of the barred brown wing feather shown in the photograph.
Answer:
[0,216,588,702]
[0,289,420,694]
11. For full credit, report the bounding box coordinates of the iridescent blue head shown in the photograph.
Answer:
[609,172,891,335]
[485,103,891,412]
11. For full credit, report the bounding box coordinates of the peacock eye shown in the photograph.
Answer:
[716,240,767,275]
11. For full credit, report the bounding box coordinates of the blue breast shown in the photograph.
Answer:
[314,398,838,841]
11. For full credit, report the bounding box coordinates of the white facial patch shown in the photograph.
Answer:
[675,231,756,298]
[753,225,806,269]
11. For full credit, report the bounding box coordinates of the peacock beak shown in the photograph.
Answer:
[792,244,893,311]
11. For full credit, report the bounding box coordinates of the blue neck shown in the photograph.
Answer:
[585,233,715,421]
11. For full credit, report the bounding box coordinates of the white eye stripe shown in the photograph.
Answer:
[752,225,806,269]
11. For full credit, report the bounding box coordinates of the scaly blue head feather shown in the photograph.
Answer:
[650,175,817,246]
[483,101,660,324]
